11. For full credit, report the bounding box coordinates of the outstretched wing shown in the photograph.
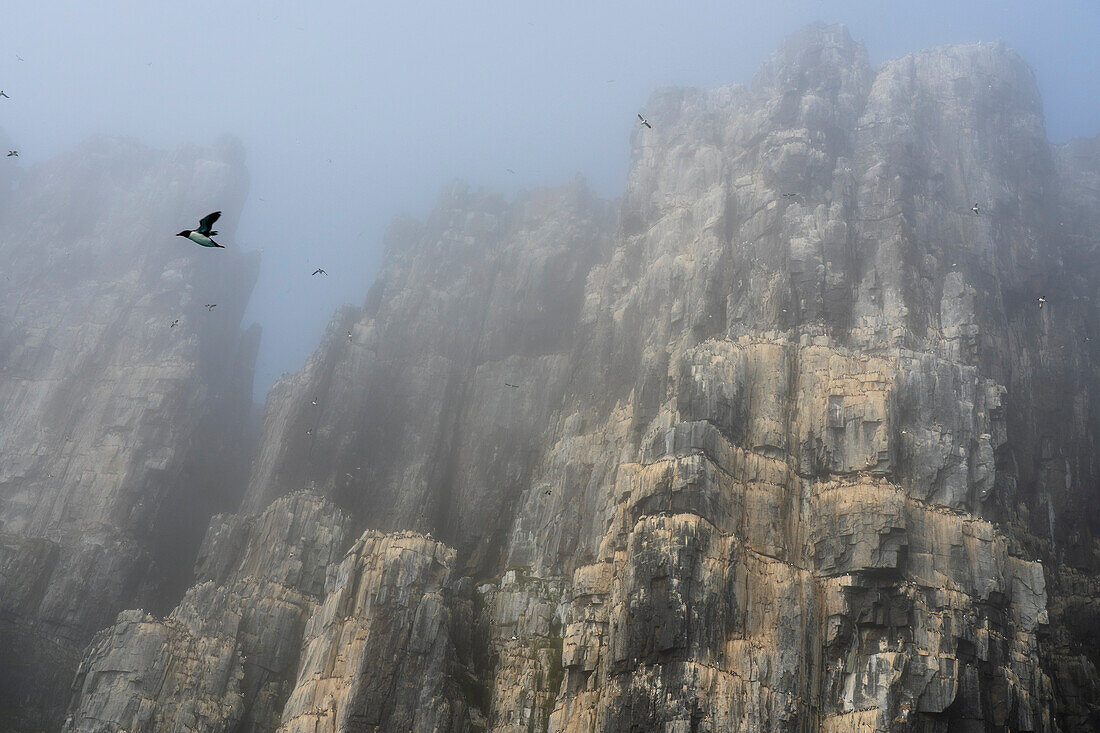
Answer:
[197,211,222,235]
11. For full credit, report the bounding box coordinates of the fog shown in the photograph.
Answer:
[2,1,1098,400]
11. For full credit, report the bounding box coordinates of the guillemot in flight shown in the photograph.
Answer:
[177,211,224,248]
[971,203,981,215]
[1037,296,1047,309]
[7,151,17,157]
[637,114,651,129]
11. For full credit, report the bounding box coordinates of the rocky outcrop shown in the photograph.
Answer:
[62,24,1100,732]
[63,492,351,733]
[65,494,485,733]
[243,179,615,569]
[277,530,481,732]
[0,136,260,729]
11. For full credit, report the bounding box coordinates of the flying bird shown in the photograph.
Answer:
[971,203,981,215]
[204,304,216,310]
[7,151,17,157]
[347,330,353,341]
[505,383,520,389]
[0,91,8,98]
[506,168,516,174]
[177,211,225,248]
[1037,296,1047,309]
[312,268,327,276]
[637,114,652,129]
[170,319,179,328]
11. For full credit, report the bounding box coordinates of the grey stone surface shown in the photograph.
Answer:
[63,492,351,733]
[0,135,260,730]
[48,23,1100,732]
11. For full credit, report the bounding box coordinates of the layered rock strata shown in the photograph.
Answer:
[65,25,1100,732]
[65,493,484,733]
[64,492,350,732]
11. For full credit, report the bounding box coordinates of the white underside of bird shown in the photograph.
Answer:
[186,232,216,247]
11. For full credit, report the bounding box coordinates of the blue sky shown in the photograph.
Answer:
[2,1,1097,400]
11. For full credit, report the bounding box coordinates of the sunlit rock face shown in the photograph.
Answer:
[65,24,1100,732]
[0,135,260,729]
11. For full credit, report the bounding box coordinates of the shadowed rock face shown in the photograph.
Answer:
[0,136,260,730]
[242,178,616,570]
[64,492,353,733]
[61,24,1100,732]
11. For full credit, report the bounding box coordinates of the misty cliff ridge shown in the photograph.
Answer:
[0,136,261,728]
[1,23,1098,731]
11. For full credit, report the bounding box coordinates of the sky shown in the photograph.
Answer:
[2,1,1098,401]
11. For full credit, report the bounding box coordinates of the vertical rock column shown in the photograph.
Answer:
[0,135,260,729]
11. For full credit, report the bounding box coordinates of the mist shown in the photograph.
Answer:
[2,1,1098,400]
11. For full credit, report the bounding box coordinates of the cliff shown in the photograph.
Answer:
[49,24,1100,732]
[0,136,260,729]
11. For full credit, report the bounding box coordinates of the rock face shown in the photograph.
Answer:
[58,24,1100,732]
[64,493,484,733]
[0,136,260,729]
[243,179,615,570]
[64,492,351,732]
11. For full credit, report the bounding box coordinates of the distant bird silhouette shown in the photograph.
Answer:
[311,398,318,405]
[637,114,652,129]
[505,383,520,389]
[6,151,17,157]
[170,319,179,328]
[177,211,224,248]
[0,91,8,98]
[1037,296,1047,309]
[204,304,216,310]
[971,203,981,215]
[506,168,516,174]
[312,268,327,276]
[306,428,312,435]
[782,193,799,198]
[347,330,353,341]
[15,55,23,62]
